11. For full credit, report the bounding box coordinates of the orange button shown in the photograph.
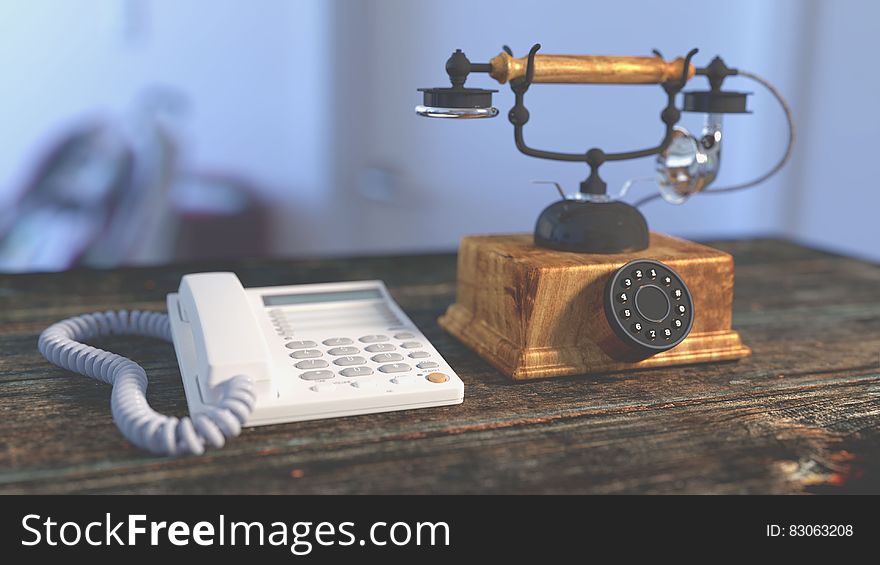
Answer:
[426,372,449,383]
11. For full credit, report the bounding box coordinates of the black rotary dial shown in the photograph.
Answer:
[604,259,693,355]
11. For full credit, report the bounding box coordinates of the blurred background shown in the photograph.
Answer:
[0,0,876,272]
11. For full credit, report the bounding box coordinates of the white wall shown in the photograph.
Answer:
[0,0,335,255]
[782,0,879,260]
[0,0,876,264]
[328,0,811,254]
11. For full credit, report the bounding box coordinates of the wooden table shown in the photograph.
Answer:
[1,239,878,494]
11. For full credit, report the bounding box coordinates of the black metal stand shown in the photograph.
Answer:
[498,44,698,253]
[506,44,698,196]
[428,44,702,253]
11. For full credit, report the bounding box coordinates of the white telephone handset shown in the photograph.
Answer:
[38,272,464,456]
[176,273,272,400]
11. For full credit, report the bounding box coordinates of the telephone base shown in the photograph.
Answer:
[438,232,750,381]
[167,278,464,427]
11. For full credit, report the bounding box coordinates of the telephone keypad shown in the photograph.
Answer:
[605,259,694,355]
[282,326,453,387]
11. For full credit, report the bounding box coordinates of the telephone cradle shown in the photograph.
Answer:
[438,232,750,380]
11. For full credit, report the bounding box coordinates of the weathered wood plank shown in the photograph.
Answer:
[0,239,878,493]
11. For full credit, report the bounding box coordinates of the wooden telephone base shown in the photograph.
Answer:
[438,233,750,381]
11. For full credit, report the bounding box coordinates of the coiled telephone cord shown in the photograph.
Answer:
[38,310,255,456]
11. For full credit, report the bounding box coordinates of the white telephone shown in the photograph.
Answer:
[38,272,464,456]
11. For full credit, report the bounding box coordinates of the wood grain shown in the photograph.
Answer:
[439,233,749,379]
[0,239,878,494]
[488,52,695,84]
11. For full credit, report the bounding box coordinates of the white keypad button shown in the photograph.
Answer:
[416,361,439,369]
[378,363,412,373]
[408,351,430,359]
[295,359,329,370]
[364,343,395,353]
[300,370,334,381]
[359,335,389,343]
[312,382,336,392]
[392,376,414,385]
[340,366,373,377]
[285,340,317,349]
[399,341,422,349]
[323,337,353,346]
[393,332,415,339]
[371,353,403,363]
[353,379,377,389]
[289,349,322,359]
[333,356,366,366]
[327,346,359,356]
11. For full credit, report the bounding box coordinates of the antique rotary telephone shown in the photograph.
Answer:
[418,44,794,376]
